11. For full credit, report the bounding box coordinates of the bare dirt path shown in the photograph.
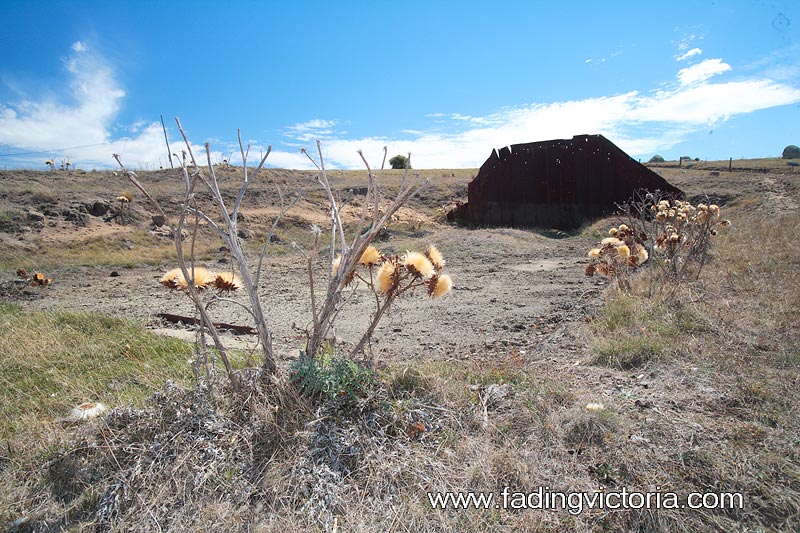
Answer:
[12,225,601,366]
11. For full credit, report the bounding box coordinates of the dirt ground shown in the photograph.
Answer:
[0,160,797,366]
[3,158,800,531]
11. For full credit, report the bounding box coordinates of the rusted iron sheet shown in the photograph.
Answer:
[454,134,683,230]
[157,312,257,335]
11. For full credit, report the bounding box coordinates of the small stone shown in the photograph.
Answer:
[110,271,120,277]
[152,214,166,227]
[89,201,109,217]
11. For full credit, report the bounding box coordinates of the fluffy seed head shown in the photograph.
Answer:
[608,228,618,237]
[636,244,648,263]
[431,274,453,299]
[359,245,381,267]
[588,248,601,259]
[375,260,397,294]
[425,245,445,269]
[67,402,108,422]
[585,402,605,412]
[617,244,630,258]
[403,251,434,279]
[159,267,215,290]
[601,237,621,246]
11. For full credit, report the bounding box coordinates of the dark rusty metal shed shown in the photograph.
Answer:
[451,134,682,230]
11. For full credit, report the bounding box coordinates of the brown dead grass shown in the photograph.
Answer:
[1,162,798,531]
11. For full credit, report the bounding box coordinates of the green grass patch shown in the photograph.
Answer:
[591,336,667,369]
[0,302,194,447]
[587,294,702,369]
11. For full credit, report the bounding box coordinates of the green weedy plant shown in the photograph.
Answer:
[289,352,376,400]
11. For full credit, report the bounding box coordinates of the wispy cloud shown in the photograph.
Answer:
[0,42,187,169]
[287,61,800,169]
[285,119,341,142]
[676,47,702,61]
[677,58,731,85]
[2,43,799,171]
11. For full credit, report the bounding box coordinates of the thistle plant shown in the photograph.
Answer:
[585,223,649,293]
[114,118,447,392]
[332,244,453,360]
[586,191,730,297]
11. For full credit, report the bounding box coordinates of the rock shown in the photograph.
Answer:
[26,210,45,222]
[483,383,510,406]
[237,228,251,239]
[89,201,110,217]
[110,271,120,277]
[152,214,166,227]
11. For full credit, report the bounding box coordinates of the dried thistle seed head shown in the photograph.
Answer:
[403,251,434,279]
[185,267,215,289]
[375,260,398,294]
[16,269,27,279]
[429,274,453,299]
[425,245,445,270]
[618,224,629,232]
[635,244,648,263]
[585,402,605,412]
[588,248,601,259]
[616,244,630,258]
[159,267,214,290]
[213,272,242,293]
[608,228,618,237]
[601,237,621,246]
[359,245,381,267]
[159,268,183,290]
[67,402,108,422]
[669,233,680,243]
[596,264,610,276]
[709,204,720,217]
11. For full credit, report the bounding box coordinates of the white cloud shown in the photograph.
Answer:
[294,63,800,169]
[677,58,731,85]
[676,47,702,61]
[0,44,186,169]
[2,44,799,171]
[285,119,341,142]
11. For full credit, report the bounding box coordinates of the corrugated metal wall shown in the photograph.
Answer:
[454,134,683,230]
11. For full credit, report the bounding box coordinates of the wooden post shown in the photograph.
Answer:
[729,157,732,172]
[161,115,173,169]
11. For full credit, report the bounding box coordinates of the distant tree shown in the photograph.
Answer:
[648,155,665,163]
[389,154,410,169]
[782,145,800,159]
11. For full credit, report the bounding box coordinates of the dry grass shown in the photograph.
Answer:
[1,163,799,531]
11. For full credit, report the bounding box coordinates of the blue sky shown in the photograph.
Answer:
[1,1,798,170]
